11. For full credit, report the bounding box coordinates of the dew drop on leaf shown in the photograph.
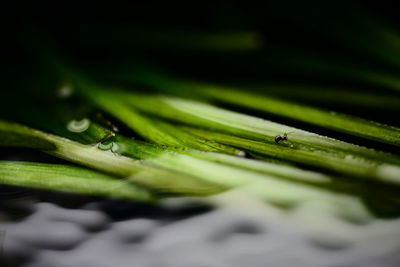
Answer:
[66,118,90,133]
[57,85,74,99]
[111,142,121,153]
[236,150,246,157]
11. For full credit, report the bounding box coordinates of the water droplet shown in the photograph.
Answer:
[344,155,353,160]
[111,142,120,153]
[112,126,119,132]
[376,164,400,182]
[236,150,246,157]
[98,141,113,151]
[97,137,122,155]
[57,85,74,99]
[66,118,90,133]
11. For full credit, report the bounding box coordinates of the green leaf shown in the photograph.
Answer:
[0,120,224,196]
[0,161,153,201]
[0,120,57,150]
[200,86,400,146]
[117,92,400,164]
[184,127,400,185]
[73,79,239,155]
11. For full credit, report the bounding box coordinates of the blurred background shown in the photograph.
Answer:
[4,1,400,128]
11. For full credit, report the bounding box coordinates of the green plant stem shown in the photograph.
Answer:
[0,161,153,201]
[3,118,388,221]
[117,91,400,164]
[184,127,400,185]
[0,120,224,196]
[72,79,239,155]
[200,86,400,146]
[11,105,361,195]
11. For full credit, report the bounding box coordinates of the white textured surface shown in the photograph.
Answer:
[1,201,400,267]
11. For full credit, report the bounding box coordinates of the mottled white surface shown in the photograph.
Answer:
[1,201,400,267]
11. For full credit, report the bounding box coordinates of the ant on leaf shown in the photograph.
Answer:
[274,132,294,144]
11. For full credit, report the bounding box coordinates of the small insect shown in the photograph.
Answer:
[274,132,293,143]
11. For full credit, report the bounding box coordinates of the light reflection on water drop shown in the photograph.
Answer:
[111,143,120,153]
[98,141,113,151]
[112,125,119,132]
[66,118,91,133]
[57,85,74,99]
[236,150,246,157]
[97,139,122,154]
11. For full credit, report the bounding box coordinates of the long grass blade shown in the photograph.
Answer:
[0,120,224,196]
[117,91,400,164]
[200,86,400,146]
[184,127,400,185]
[74,80,239,155]
[0,161,153,201]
